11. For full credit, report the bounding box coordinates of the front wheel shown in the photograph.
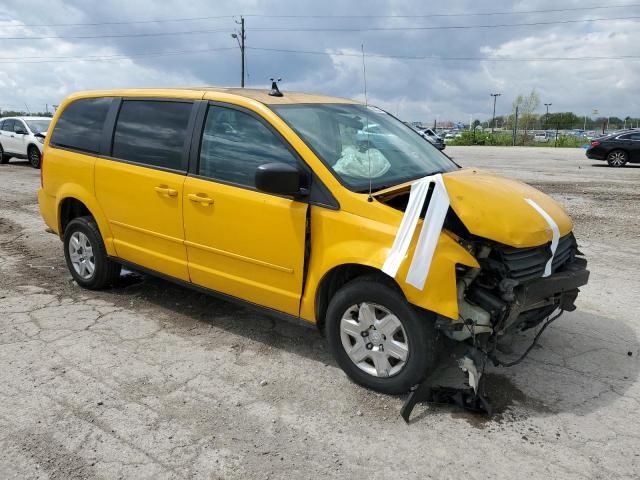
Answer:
[28,146,41,169]
[607,149,628,167]
[325,277,439,394]
[63,216,121,289]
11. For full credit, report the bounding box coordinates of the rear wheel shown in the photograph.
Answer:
[28,146,41,169]
[607,149,628,167]
[0,144,8,164]
[325,277,439,394]
[63,216,121,289]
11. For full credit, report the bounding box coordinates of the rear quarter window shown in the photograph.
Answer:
[111,100,193,171]
[50,98,112,154]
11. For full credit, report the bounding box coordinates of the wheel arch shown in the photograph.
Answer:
[314,263,403,331]
[27,143,41,153]
[55,189,116,256]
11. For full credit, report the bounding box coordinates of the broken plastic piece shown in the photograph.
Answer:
[401,384,492,423]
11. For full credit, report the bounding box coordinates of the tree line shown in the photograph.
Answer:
[0,110,54,118]
[487,90,638,132]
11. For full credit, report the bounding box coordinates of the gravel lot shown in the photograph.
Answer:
[1,146,639,479]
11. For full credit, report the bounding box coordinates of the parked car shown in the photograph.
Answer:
[586,130,640,166]
[0,116,51,168]
[534,132,549,143]
[38,88,589,395]
[414,127,445,150]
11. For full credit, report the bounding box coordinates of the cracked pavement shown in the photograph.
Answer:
[1,146,639,479]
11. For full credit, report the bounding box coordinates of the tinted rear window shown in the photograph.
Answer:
[112,100,192,171]
[50,98,112,153]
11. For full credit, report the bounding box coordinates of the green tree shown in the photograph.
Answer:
[512,89,540,140]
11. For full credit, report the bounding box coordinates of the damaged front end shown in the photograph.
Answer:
[377,176,590,421]
[439,228,589,342]
[403,215,589,421]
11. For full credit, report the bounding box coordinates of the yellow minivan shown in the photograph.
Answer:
[38,87,589,394]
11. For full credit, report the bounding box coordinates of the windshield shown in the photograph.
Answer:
[25,119,51,134]
[272,104,457,192]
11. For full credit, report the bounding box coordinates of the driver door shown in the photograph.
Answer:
[183,103,308,315]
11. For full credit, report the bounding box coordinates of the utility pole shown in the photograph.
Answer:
[544,103,552,129]
[231,16,246,87]
[512,105,519,146]
[490,93,501,133]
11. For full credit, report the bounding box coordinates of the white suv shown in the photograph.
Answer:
[0,116,51,169]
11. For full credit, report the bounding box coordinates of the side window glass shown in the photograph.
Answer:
[630,133,640,141]
[3,120,15,132]
[112,100,192,171]
[198,105,298,187]
[50,98,112,153]
[14,121,26,133]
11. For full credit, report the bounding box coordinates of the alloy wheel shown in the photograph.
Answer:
[28,148,41,168]
[68,231,95,280]
[339,302,409,378]
[607,151,627,167]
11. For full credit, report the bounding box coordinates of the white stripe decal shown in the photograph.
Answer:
[525,198,559,277]
[382,174,450,290]
[381,177,431,278]
[406,175,450,290]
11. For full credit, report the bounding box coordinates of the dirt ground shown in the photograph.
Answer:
[1,146,639,479]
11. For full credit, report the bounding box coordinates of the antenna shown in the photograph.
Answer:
[361,44,373,203]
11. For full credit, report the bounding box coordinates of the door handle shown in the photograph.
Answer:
[188,193,214,206]
[154,186,178,197]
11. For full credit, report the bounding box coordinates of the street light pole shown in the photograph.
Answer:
[544,103,552,129]
[231,16,246,87]
[490,93,501,133]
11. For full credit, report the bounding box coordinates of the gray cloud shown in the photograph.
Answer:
[1,0,639,123]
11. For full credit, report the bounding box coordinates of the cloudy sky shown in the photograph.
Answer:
[1,0,639,123]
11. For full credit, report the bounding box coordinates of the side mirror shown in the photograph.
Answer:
[255,162,308,197]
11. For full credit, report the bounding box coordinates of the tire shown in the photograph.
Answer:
[63,216,121,289]
[28,146,41,169]
[325,277,439,395]
[0,144,8,164]
[607,149,628,167]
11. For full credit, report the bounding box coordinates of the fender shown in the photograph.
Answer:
[299,208,478,323]
[55,183,116,256]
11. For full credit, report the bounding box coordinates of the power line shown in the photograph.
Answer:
[242,4,640,18]
[0,28,233,40]
[1,40,639,65]
[249,15,640,32]
[0,15,236,28]
[2,14,640,40]
[2,3,639,27]
[0,47,236,64]
[247,46,640,62]
[0,46,235,61]
[1,45,640,65]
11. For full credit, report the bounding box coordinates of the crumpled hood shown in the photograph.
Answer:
[442,168,573,247]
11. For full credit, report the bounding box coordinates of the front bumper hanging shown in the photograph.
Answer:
[401,257,589,423]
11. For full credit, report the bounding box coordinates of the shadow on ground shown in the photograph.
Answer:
[107,271,639,424]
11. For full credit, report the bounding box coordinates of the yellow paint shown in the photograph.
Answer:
[95,160,190,281]
[443,169,573,247]
[182,176,307,315]
[39,87,576,325]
